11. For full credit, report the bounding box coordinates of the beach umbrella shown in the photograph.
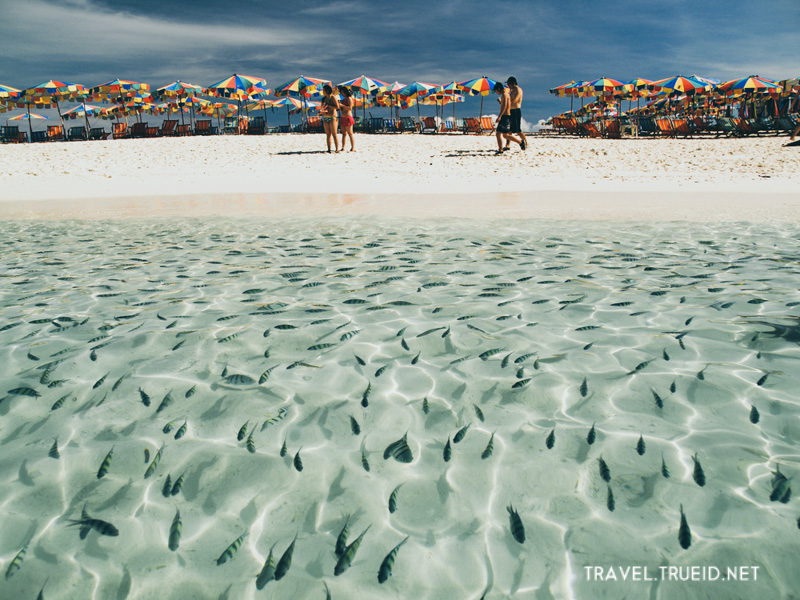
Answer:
[651,75,712,96]
[582,77,625,97]
[338,75,388,123]
[20,80,87,140]
[0,83,21,105]
[430,81,464,120]
[268,96,302,128]
[274,75,330,128]
[157,81,208,129]
[396,81,436,126]
[207,74,267,99]
[717,75,781,95]
[7,110,48,140]
[457,76,499,120]
[89,79,152,127]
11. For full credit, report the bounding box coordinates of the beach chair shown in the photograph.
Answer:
[30,130,48,142]
[776,115,798,134]
[603,119,621,139]
[176,124,193,136]
[278,125,292,133]
[47,125,65,141]
[112,123,129,140]
[636,117,657,136]
[420,116,438,133]
[145,126,159,137]
[68,126,87,141]
[129,122,147,138]
[385,119,400,133]
[563,117,582,136]
[238,117,249,135]
[160,119,178,136]
[1,125,24,143]
[691,117,709,135]
[441,119,457,133]
[454,118,467,133]
[305,116,323,133]
[367,117,385,133]
[580,121,602,138]
[223,117,239,134]
[400,116,418,133]
[89,127,108,140]
[670,118,692,138]
[195,119,213,135]
[464,117,482,134]
[247,116,265,135]
[480,117,495,134]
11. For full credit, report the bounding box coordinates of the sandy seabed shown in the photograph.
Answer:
[1,135,800,600]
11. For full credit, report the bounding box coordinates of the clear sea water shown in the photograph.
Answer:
[1,217,799,600]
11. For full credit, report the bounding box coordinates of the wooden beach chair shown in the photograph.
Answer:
[580,121,602,138]
[129,122,147,138]
[68,126,87,141]
[30,130,48,142]
[420,116,438,133]
[238,117,249,135]
[176,124,193,136]
[194,119,213,135]
[145,126,160,137]
[223,117,239,134]
[1,125,24,143]
[89,127,108,140]
[400,116,418,133]
[691,117,709,135]
[305,116,323,133]
[480,117,495,134]
[247,116,265,135]
[367,117,385,133]
[441,119,457,133]
[159,119,178,136]
[454,118,467,133]
[464,117,482,134]
[636,117,657,136]
[603,119,621,139]
[47,125,65,141]
[671,118,692,138]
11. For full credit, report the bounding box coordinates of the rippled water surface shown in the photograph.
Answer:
[1,217,799,600]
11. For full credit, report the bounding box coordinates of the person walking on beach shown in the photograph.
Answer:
[493,81,523,153]
[506,77,527,150]
[320,84,341,153]
[338,86,356,152]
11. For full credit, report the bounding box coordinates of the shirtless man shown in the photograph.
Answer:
[493,81,523,153]
[506,76,527,150]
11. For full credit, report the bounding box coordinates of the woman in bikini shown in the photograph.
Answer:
[320,84,340,153]
[338,86,356,152]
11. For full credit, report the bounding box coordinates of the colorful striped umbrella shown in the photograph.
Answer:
[457,76,501,120]
[274,76,330,127]
[717,75,781,95]
[0,83,21,101]
[157,81,207,98]
[396,82,437,125]
[90,79,151,101]
[207,74,267,99]
[268,96,303,128]
[650,75,712,96]
[20,81,88,141]
[7,111,48,120]
[338,75,388,95]
[581,77,625,97]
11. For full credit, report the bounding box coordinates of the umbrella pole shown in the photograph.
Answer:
[82,99,91,139]
[26,104,33,143]
[479,95,483,121]
[55,100,67,141]
[179,99,186,129]
[263,106,268,134]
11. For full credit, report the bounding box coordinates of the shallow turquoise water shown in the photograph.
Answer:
[1,217,799,600]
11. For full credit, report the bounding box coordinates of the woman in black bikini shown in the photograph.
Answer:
[320,84,340,153]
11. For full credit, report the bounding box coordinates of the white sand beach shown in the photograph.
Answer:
[1,134,798,220]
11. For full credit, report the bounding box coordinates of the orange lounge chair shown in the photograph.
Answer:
[464,117,482,134]
[480,116,495,134]
[160,120,178,136]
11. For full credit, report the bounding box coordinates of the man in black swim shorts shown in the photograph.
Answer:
[506,76,527,150]
[493,81,523,153]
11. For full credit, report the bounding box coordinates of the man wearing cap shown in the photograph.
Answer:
[506,77,527,150]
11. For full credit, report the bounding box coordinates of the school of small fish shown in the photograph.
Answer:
[0,219,799,598]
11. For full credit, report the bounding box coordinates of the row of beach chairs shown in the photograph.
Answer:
[551,114,799,139]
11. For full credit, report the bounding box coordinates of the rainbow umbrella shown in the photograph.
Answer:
[338,75,388,123]
[274,75,330,128]
[717,75,781,95]
[7,111,48,120]
[0,83,21,103]
[651,75,712,96]
[430,82,463,120]
[267,96,302,128]
[89,79,152,127]
[207,74,267,99]
[157,81,209,128]
[581,77,624,97]
[457,76,500,120]
[21,80,87,140]
[396,81,436,125]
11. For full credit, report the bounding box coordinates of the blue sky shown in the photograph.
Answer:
[1,0,798,121]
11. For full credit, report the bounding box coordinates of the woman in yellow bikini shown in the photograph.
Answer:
[320,84,341,153]
[338,86,356,152]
